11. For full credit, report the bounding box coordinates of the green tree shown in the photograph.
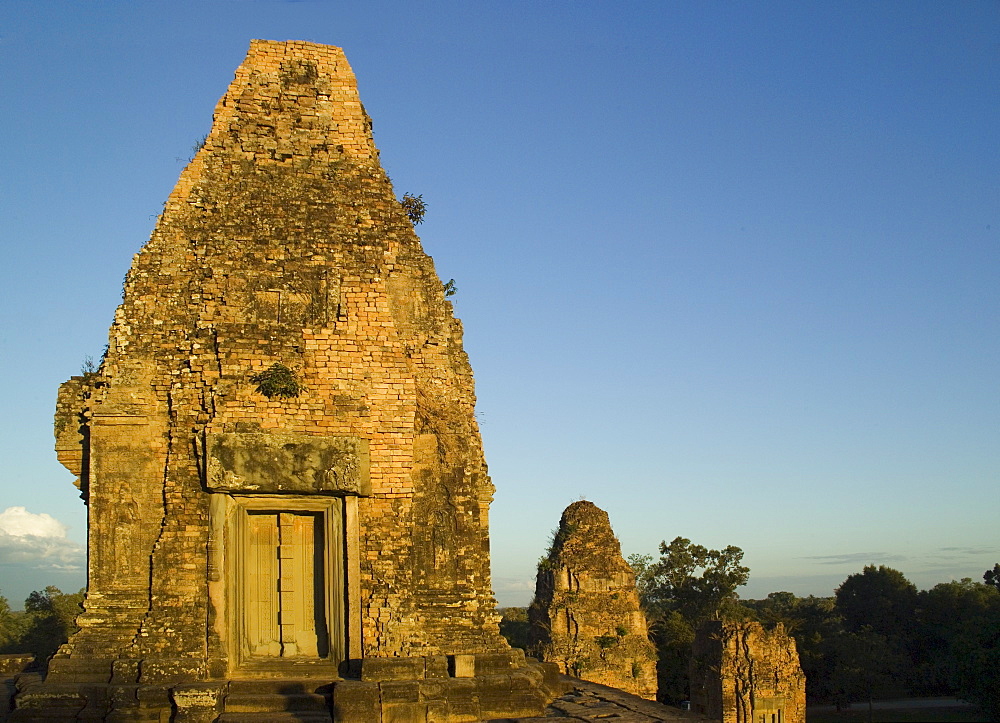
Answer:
[645,537,750,624]
[632,537,749,704]
[914,578,997,693]
[18,586,84,662]
[830,626,909,722]
[747,591,801,632]
[650,610,695,703]
[626,553,655,605]
[984,563,1000,592]
[0,590,15,650]
[835,566,917,693]
[953,620,1000,721]
[742,593,846,702]
[793,596,843,702]
[498,607,530,651]
[0,590,30,655]
[835,565,917,639]
[913,578,1000,719]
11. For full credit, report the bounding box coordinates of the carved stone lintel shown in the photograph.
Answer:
[206,432,370,496]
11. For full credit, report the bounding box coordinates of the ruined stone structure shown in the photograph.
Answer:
[529,502,658,700]
[689,621,806,723]
[13,39,563,722]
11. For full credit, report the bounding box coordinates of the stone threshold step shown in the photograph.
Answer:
[227,679,333,696]
[218,714,332,723]
[224,692,329,713]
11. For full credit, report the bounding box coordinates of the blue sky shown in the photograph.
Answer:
[0,1,997,607]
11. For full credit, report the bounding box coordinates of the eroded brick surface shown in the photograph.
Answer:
[689,621,806,723]
[26,39,546,721]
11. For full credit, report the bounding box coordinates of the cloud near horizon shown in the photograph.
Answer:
[801,551,909,566]
[937,546,998,557]
[0,506,85,572]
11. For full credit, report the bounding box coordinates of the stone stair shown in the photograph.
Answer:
[218,679,333,722]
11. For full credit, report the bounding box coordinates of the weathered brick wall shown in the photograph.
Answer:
[51,39,506,686]
[529,501,658,700]
[690,621,806,723]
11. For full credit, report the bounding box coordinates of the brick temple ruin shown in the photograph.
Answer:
[529,502,658,700]
[12,39,564,722]
[690,621,806,723]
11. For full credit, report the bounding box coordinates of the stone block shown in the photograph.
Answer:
[7,684,88,721]
[439,676,479,718]
[691,620,806,723]
[362,656,427,681]
[207,432,370,495]
[139,659,203,684]
[448,654,475,678]
[135,685,172,708]
[110,659,141,684]
[170,683,224,723]
[425,698,448,723]
[332,680,381,722]
[44,656,113,684]
[379,680,420,704]
[383,700,427,723]
[108,683,139,710]
[474,651,522,675]
[77,684,112,721]
[424,655,449,679]
[0,655,35,678]
[532,661,573,698]
[476,673,547,720]
[427,700,452,723]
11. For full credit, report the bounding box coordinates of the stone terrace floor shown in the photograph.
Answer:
[491,678,709,722]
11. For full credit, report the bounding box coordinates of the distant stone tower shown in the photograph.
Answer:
[689,621,806,723]
[529,501,658,700]
[15,40,561,722]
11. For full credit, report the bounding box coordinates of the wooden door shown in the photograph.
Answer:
[246,512,280,656]
[245,511,328,658]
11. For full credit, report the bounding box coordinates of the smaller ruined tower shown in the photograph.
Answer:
[529,501,658,700]
[690,621,806,723]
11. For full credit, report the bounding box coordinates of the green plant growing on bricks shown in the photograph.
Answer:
[250,363,303,399]
[401,193,426,224]
[595,634,618,649]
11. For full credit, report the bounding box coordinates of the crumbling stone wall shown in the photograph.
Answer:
[25,40,546,720]
[529,501,658,700]
[689,621,806,723]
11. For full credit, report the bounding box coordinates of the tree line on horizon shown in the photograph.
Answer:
[502,541,1000,721]
[4,559,999,721]
[0,586,84,665]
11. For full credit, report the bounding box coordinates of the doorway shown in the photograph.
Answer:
[245,511,329,658]
[226,496,345,672]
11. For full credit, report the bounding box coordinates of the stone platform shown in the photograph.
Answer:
[3,666,709,722]
[6,652,568,721]
[501,679,708,723]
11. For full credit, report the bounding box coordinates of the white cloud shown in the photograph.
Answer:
[0,507,84,572]
[0,506,69,538]
[800,551,908,566]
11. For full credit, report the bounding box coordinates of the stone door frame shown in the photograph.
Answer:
[211,492,362,677]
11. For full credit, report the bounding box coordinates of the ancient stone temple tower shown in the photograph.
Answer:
[17,40,561,721]
[689,621,806,723]
[529,501,658,700]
